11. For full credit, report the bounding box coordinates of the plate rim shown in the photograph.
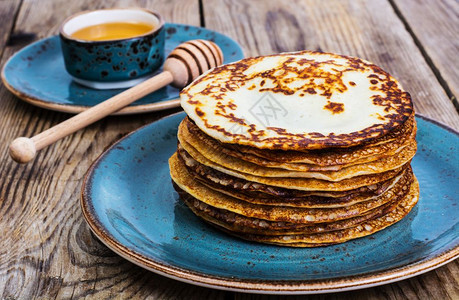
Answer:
[1,23,244,115]
[80,112,459,294]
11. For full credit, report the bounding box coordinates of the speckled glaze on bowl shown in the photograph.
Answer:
[1,24,244,114]
[81,113,458,294]
[59,8,165,88]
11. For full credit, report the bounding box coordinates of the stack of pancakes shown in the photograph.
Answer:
[169,51,419,247]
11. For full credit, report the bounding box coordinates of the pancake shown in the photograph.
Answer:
[185,116,417,168]
[181,51,413,150]
[169,153,413,224]
[177,142,406,192]
[214,224,339,247]
[178,120,416,181]
[222,178,419,246]
[180,150,401,199]
[196,168,410,208]
[175,184,402,235]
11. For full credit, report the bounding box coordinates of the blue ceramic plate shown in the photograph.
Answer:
[81,113,459,294]
[1,24,244,115]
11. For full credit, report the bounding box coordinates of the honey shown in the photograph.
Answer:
[71,22,155,41]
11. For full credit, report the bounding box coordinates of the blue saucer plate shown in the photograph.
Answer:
[1,24,244,115]
[81,113,458,294]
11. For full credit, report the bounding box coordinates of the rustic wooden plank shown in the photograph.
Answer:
[0,0,21,58]
[1,0,457,299]
[203,0,459,130]
[392,0,459,109]
[0,0,230,299]
[203,0,459,299]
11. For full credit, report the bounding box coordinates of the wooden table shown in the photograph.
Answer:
[1,0,457,298]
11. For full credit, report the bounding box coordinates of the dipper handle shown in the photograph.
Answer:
[9,40,224,164]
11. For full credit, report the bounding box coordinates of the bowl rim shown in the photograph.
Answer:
[59,7,165,44]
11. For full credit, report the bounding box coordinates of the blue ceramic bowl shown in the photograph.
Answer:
[59,8,165,89]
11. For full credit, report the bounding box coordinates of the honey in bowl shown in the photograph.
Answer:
[71,22,155,41]
[60,8,165,88]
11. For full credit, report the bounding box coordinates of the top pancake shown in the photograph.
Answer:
[181,51,413,150]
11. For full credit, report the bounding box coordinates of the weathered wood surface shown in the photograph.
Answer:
[0,0,458,299]
[393,0,459,109]
[0,0,21,59]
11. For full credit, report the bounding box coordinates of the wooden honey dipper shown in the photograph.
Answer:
[9,39,224,164]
